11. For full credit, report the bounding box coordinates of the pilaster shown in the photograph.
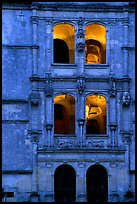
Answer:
[77,77,86,145]
[45,18,53,72]
[76,17,85,75]
[45,73,53,147]
[30,13,39,76]
[122,19,129,77]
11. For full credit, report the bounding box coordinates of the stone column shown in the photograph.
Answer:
[45,73,53,147]
[77,77,86,146]
[76,166,87,202]
[121,131,133,200]
[45,18,52,72]
[30,12,39,76]
[122,19,129,77]
[28,131,41,202]
[109,163,119,202]
[76,17,85,75]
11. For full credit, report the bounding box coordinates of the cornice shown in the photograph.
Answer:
[2,2,135,13]
[30,2,134,13]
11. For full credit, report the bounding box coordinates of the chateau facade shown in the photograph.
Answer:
[2,2,135,202]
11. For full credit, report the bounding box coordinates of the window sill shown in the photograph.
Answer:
[85,64,109,69]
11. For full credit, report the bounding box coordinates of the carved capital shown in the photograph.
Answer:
[108,19,116,26]
[30,16,39,24]
[45,18,52,25]
[28,129,42,143]
[76,42,85,52]
[77,78,85,94]
[46,124,53,131]
[109,124,117,131]
[122,91,131,106]
[122,19,129,26]
[78,118,85,125]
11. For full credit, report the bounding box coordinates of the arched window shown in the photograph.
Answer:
[54,164,76,202]
[54,94,75,134]
[86,95,106,134]
[85,24,106,64]
[86,164,108,202]
[53,24,75,64]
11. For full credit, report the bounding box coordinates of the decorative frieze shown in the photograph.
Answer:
[122,91,131,106]
[87,140,104,148]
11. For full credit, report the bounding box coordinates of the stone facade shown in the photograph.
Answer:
[2,2,135,202]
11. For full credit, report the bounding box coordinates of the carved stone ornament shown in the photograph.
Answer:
[122,91,131,106]
[29,91,40,105]
[77,78,85,94]
[57,140,74,149]
[45,73,53,97]
[109,77,116,97]
[120,131,133,144]
[28,129,42,143]
[46,124,53,131]
[77,28,84,38]
[88,140,104,148]
[78,118,85,125]
[76,42,85,52]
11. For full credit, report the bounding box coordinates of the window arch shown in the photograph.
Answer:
[54,94,75,134]
[85,24,106,64]
[53,24,75,64]
[86,95,107,134]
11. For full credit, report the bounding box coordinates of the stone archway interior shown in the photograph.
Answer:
[54,164,76,202]
[86,164,108,202]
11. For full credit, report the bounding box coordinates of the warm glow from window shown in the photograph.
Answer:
[85,24,106,64]
[86,95,106,134]
[53,24,75,64]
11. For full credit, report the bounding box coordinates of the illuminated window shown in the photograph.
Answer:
[85,24,106,64]
[54,94,75,134]
[86,95,106,134]
[53,24,75,64]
